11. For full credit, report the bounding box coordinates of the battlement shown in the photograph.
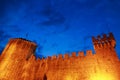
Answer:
[34,50,94,62]
[0,32,120,80]
[92,32,116,49]
[0,33,117,62]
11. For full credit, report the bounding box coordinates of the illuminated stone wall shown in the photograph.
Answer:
[0,33,120,80]
[0,38,37,80]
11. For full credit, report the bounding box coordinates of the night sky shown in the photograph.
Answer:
[0,0,120,59]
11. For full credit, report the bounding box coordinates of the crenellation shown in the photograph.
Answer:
[36,58,41,64]
[97,35,101,40]
[103,42,108,48]
[64,53,69,59]
[51,55,57,60]
[71,52,76,58]
[93,43,98,49]
[108,32,115,40]
[92,36,98,45]
[92,33,117,50]
[78,51,84,57]
[108,33,116,48]
[99,43,103,48]
[45,56,51,63]
[28,54,36,61]
[58,54,63,59]
[41,57,46,62]
[0,32,120,80]
[46,56,51,60]
[102,34,107,41]
[92,36,100,49]
[86,50,93,56]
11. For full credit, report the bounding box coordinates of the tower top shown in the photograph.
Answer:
[0,38,37,61]
[92,32,116,49]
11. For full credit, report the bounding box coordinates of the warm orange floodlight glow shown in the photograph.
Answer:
[0,33,120,80]
[65,76,72,80]
[91,72,115,80]
[65,73,78,80]
[0,44,16,77]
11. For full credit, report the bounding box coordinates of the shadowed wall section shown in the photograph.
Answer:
[0,33,120,80]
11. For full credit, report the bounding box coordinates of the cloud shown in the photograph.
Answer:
[41,11,65,26]
[0,0,25,26]
[37,0,66,26]
[0,0,23,16]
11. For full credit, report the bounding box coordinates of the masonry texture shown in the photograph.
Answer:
[0,33,120,80]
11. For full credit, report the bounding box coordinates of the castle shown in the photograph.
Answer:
[0,33,120,80]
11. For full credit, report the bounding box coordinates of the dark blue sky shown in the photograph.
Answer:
[0,0,120,58]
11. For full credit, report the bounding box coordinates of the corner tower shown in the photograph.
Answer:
[0,38,37,79]
[92,32,116,49]
[92,33,118,61]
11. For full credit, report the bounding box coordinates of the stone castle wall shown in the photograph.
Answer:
[0,33,120,80]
